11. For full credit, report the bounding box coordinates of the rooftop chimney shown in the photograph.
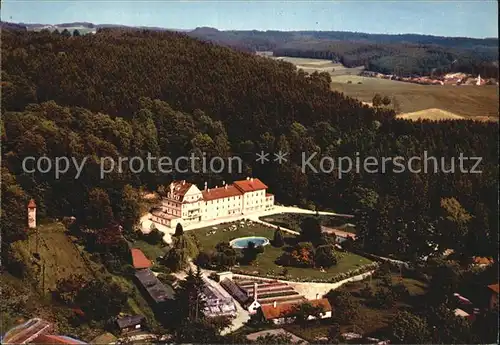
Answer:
[225,185,228,189]
[207,188,210,193]
[222,181,226,186]
[246,177,250,180]
[250,177,254,182]
[182,180,185,185]
[204,182,207,190]
[273,301,277,308]
[253,282,258,301]
[316,293,319,300]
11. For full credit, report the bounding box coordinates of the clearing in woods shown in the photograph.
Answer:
[11,222,93,292]
[330,75,499,119]
[396,108,466,121]
[273,56,364,76]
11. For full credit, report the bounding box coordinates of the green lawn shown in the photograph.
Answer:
[188,221,371,281]
[11,222,94,292]
[260,213,356,233]
[130,239,169,261]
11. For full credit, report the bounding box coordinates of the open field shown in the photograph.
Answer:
[273,57,364,76]
[11,222,93,292]
[396,108,466,121]
[330,75,499,119]
[188,221,371,281]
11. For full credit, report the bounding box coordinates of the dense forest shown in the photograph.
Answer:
[2,28,498,265]
[189,28,499,77]
[3,21,498,77]
[1,26,498,344]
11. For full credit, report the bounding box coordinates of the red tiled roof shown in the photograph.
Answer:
[28,199,36,208]
[473,256,493,265]
[488,283,499,294]
[234,178,268,193]
[131,248,152,269]
[202,185,242,201]
[168,181,193,202]
[266,193,273,197]
[33,335,86,344]
[261,298,332,320]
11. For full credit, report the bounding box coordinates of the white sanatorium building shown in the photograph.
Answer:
[151,177,274,228]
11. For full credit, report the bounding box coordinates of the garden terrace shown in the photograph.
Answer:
[233,276,306,306]
[190,220,372,282]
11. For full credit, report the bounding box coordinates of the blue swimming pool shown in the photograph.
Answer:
[229,236,270,249]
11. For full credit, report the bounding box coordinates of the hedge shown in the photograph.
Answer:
[230,262,379,283]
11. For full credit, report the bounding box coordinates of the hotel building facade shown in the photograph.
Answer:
[151,177,274,228]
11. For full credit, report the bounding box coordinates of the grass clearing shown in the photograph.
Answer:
[130,239,169,261]
[330,76,499,119]
[188,221,370,281]
[273,57,365,76]
[11,222,93,292]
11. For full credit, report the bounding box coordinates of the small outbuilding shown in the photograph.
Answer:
[116,315,145,334]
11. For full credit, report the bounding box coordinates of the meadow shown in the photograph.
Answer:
[330,75,499,119]
[273,56,365,76]
[11,222,94,291]
[274,56,498,119]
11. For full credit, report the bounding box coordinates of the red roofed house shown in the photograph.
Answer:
[151,178,274,228]
[260,298,332,325]
[32,334,87,344]
[487,283,499,310]
[131,248,153,269]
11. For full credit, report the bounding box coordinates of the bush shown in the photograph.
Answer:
[329,291,360,324]
[157,273,177,285]
[230,262,378,283]
[360,283,374,298]
[174,223,184,237]
[121,264,136,276]
[373,288,396,309]
[143,228,164,245]
[315,244,338,268]
[391,283,409,299]
[272,228,285,247]
[195,251,213,268]
[152,264,171,274]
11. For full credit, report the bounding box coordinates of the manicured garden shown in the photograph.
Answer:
[188,220,372,282]
[260,212,356,233]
